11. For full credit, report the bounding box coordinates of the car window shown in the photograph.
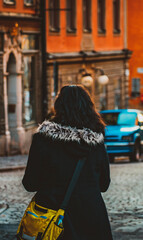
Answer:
[101,113,119,125]
[117,113,137,125]
[101,112,137,125]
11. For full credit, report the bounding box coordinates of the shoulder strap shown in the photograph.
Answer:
[60,157,86,210]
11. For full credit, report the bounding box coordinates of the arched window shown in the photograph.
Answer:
[66,0,76,32]
[49,0,60,32]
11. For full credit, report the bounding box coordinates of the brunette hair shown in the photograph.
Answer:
[51,85,106,134]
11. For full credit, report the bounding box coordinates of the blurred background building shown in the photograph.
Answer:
[46,0,131,114]
[0,0,42,155]
[127,1,143,109]
[0,0,135,155]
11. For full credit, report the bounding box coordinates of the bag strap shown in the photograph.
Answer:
[60,157,86,210]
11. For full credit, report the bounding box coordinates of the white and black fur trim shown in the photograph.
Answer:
[37,121,104,146]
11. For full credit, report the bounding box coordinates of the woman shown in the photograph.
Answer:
[22,85,113,240]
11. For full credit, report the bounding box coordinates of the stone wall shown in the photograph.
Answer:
[0,54,5,135]
[46,55,128,113]
[0,54,6,155]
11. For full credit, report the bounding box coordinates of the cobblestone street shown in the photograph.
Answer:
[0,160,143,240]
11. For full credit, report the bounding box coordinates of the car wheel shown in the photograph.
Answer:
[130,141,141,162]
[109,156,115,163]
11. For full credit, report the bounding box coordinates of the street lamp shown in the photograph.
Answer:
[79,68,93,88]
[93,68,109,85]
[81,73,93,87]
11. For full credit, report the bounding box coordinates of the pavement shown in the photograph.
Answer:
[0,156,143,239]
[0,155,27,172]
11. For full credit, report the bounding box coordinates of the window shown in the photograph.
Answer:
[101,112,137,126]
[97,0,106,33]
[21,34,39,50]
[3,0,15,5]
[131,78,140,97]
[49,0,60,32]
[113,0,120,33]
[99,85,107,110]
[24,0,34,6]
[83,0,91,32]
[114,78,121,109]
[0,35,3,51]
[23,56,36,123]
[66,0,76,33]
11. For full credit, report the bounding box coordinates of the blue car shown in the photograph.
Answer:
[100,109,143,162]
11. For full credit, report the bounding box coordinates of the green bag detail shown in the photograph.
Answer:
[16,198,64,240]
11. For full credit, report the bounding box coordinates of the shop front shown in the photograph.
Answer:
[0,24,42,156]
[46,50,131,114]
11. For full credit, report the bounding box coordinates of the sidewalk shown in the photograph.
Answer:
[0,155,28,172]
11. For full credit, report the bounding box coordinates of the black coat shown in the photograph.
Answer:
[22,121,113,240]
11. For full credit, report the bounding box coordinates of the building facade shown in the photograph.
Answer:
[46,0,132,117]
[0,0,132,156]
[0,0,42,155]
[127,0,143,109]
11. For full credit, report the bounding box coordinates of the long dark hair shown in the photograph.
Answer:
[51,85,106,134]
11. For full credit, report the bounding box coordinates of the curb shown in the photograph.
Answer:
[0,165,26,172]
[0,204,9,215]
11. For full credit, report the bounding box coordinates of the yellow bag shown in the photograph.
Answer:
[16,198,64,240]
[17,158,85,240]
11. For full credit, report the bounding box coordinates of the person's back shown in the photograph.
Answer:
[22,85,113,240]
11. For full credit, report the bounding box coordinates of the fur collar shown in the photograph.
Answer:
[37,121,104,146]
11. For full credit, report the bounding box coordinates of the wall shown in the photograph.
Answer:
[0,1,42,155]
[46,0,124,53]
[0,53,6,155]
[128,0,143,109]
[0,1,36,14]
[46,56,127,114]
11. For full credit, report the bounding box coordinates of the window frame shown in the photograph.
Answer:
[49,0,60,33]
[97,0,106,34]
[3,0,15,5]
[21,34,39,50]
[113,0,120,34]
[23,54,37,126]
[131,78,140,97]
[0,34,4,52]
[66,0,76,33]
[24,0,34,7]
[83,0,92,33]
